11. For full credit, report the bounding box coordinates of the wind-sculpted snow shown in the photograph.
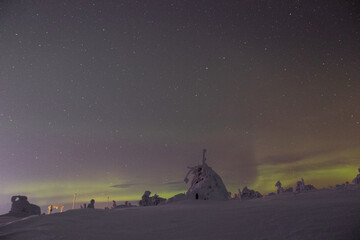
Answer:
[1,188,360,240]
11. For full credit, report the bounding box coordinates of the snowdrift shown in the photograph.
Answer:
[1,187,360,240]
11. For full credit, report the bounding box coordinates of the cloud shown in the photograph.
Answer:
[163,181,184,185]
[262,148,336,165]
[110,183,136,189]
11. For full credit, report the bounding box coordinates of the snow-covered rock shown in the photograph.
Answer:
[184,149,229,201]
[5,196,40,217]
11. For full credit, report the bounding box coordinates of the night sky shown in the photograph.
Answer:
[1,1,359,213]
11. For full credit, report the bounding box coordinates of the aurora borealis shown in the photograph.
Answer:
[0,1,359,213]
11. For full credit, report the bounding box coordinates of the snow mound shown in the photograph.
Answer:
[166,193,186,204]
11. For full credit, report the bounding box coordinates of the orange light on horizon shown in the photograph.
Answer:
[48,204,64,214]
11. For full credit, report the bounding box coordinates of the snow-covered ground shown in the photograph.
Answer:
[1,187,360,240]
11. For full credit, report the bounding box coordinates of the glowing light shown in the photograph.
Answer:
[48,204,64,214]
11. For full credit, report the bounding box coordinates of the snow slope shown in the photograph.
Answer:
[1,188,360,240]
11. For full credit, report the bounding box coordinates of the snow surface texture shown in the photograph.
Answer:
[1,187,360,240]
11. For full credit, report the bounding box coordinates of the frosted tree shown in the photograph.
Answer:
[294,178,305,192]
[240,186,263,200]
[294,178,316,192]
[139,191,166,206]
[275,181,284,194]
[184,149,229,200]
[352,168,360,184]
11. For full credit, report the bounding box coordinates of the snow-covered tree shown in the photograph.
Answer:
[275,181,284,194]
[352,168,360,184]
[184,149,229,200]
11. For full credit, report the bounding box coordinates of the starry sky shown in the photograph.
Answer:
[0,0,359,213]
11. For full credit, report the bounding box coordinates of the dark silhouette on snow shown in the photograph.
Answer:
[233,189,242,199]
[2,195,41,217]
[112,200,135,208]
[240,186,263,200]
[294,178,316,192]
[352,168,360,184]
[139,191,166,206]
[275,181,284,194]
[295,178,305,192]
[87,199,95,208]
[275,181,293,194]
[139,191,151,206]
